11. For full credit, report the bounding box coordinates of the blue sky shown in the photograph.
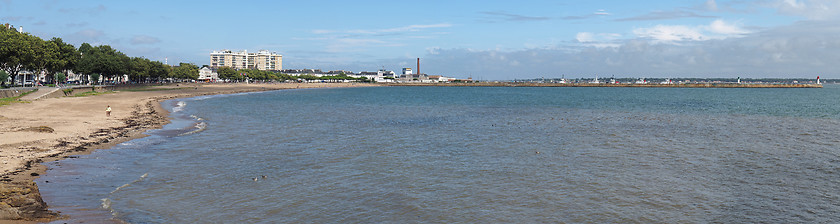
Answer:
[2,0,839,80]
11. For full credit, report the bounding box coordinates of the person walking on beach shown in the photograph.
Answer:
[106,105,112,117]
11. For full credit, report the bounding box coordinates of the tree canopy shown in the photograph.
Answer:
[172,63,199,80]
[217,66,243,81]
[0,70,8,87]
[0,26,36,84]
[75,44,130,82]
[1,26,190,85]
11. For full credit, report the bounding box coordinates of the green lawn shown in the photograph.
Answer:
[121,86,193,92]
[0,90,37,106]
[70,90,113,97]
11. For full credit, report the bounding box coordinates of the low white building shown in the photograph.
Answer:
[355,69,395,83]
[198,67,219,81]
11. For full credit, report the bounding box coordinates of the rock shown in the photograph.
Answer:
[0,181,58,221]
[19,126,55,133]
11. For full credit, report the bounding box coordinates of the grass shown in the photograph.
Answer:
[0,90,36,107]
[121,86,193,92]
[70,90,113,97]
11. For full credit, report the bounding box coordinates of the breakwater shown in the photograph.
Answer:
[388,82,823,88]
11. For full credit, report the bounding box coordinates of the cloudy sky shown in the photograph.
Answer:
[2,0,839,80]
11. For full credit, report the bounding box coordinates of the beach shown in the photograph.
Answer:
[0,82,376,222]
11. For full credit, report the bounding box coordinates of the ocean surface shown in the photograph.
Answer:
[38,85,840,223]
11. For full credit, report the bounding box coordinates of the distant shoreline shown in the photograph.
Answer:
[388,82,823,88]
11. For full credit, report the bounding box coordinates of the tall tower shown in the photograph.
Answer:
[416,58,420,75]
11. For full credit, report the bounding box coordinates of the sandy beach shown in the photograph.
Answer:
[0,82,377,222]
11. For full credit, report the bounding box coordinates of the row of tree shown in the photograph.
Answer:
[1,25,369,87]
[1,26,201,86]
[0,26,76,86]
[215,67,369,82]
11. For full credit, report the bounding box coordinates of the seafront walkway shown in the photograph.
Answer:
[17,87,61,101]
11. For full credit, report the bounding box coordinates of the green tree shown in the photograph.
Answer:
[0,70,8,87]
[89,73,100,85]
[129,57,152,83]
[172,63,199,81]
[150,61,170,81]
[47,38,79,82]
[76,45,129,83]
[0,26,36,85]
[217,66,241,81]
[27,36,59,83]
[78,42,93,55]
[240,69,265,81]
[54,72,66,84]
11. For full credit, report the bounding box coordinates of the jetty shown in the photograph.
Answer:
[388,82,823,88]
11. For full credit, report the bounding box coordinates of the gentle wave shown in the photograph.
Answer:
[171,101,186,113]
[178,121,207,136]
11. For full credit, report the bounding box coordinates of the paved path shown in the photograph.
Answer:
[18,87,60,101]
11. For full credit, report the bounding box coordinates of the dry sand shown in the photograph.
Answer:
[0,82,377,222]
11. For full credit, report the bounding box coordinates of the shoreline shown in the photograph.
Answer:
[0,82,379,222]
[387,82,824,88]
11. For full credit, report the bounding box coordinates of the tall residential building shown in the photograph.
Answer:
[210,49,282,71]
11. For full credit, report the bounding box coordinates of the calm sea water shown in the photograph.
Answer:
[39,86,840,223]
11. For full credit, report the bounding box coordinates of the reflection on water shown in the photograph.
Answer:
[39,86,840,223]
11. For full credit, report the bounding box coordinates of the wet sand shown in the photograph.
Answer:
[0,82,377,222]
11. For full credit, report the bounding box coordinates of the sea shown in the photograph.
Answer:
[38,85,840,223]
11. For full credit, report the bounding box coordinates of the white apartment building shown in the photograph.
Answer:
[210,49,282,71]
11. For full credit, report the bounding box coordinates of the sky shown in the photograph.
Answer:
[2,0,839,80]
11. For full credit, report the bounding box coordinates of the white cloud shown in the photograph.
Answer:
[773,0,840,20]
[576,32,622,48]
[633,19,749,43]
[594,9,610,15]
[415,20,840,80]
[381,23,452,32]
[426,47,441,55]
[706,0,718,11]
[309,23,451,54]
[708,19,748,35]
[784,0,805,8]
[576,32,594,42]
[479,12,550,22]
[634,25,706,42]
